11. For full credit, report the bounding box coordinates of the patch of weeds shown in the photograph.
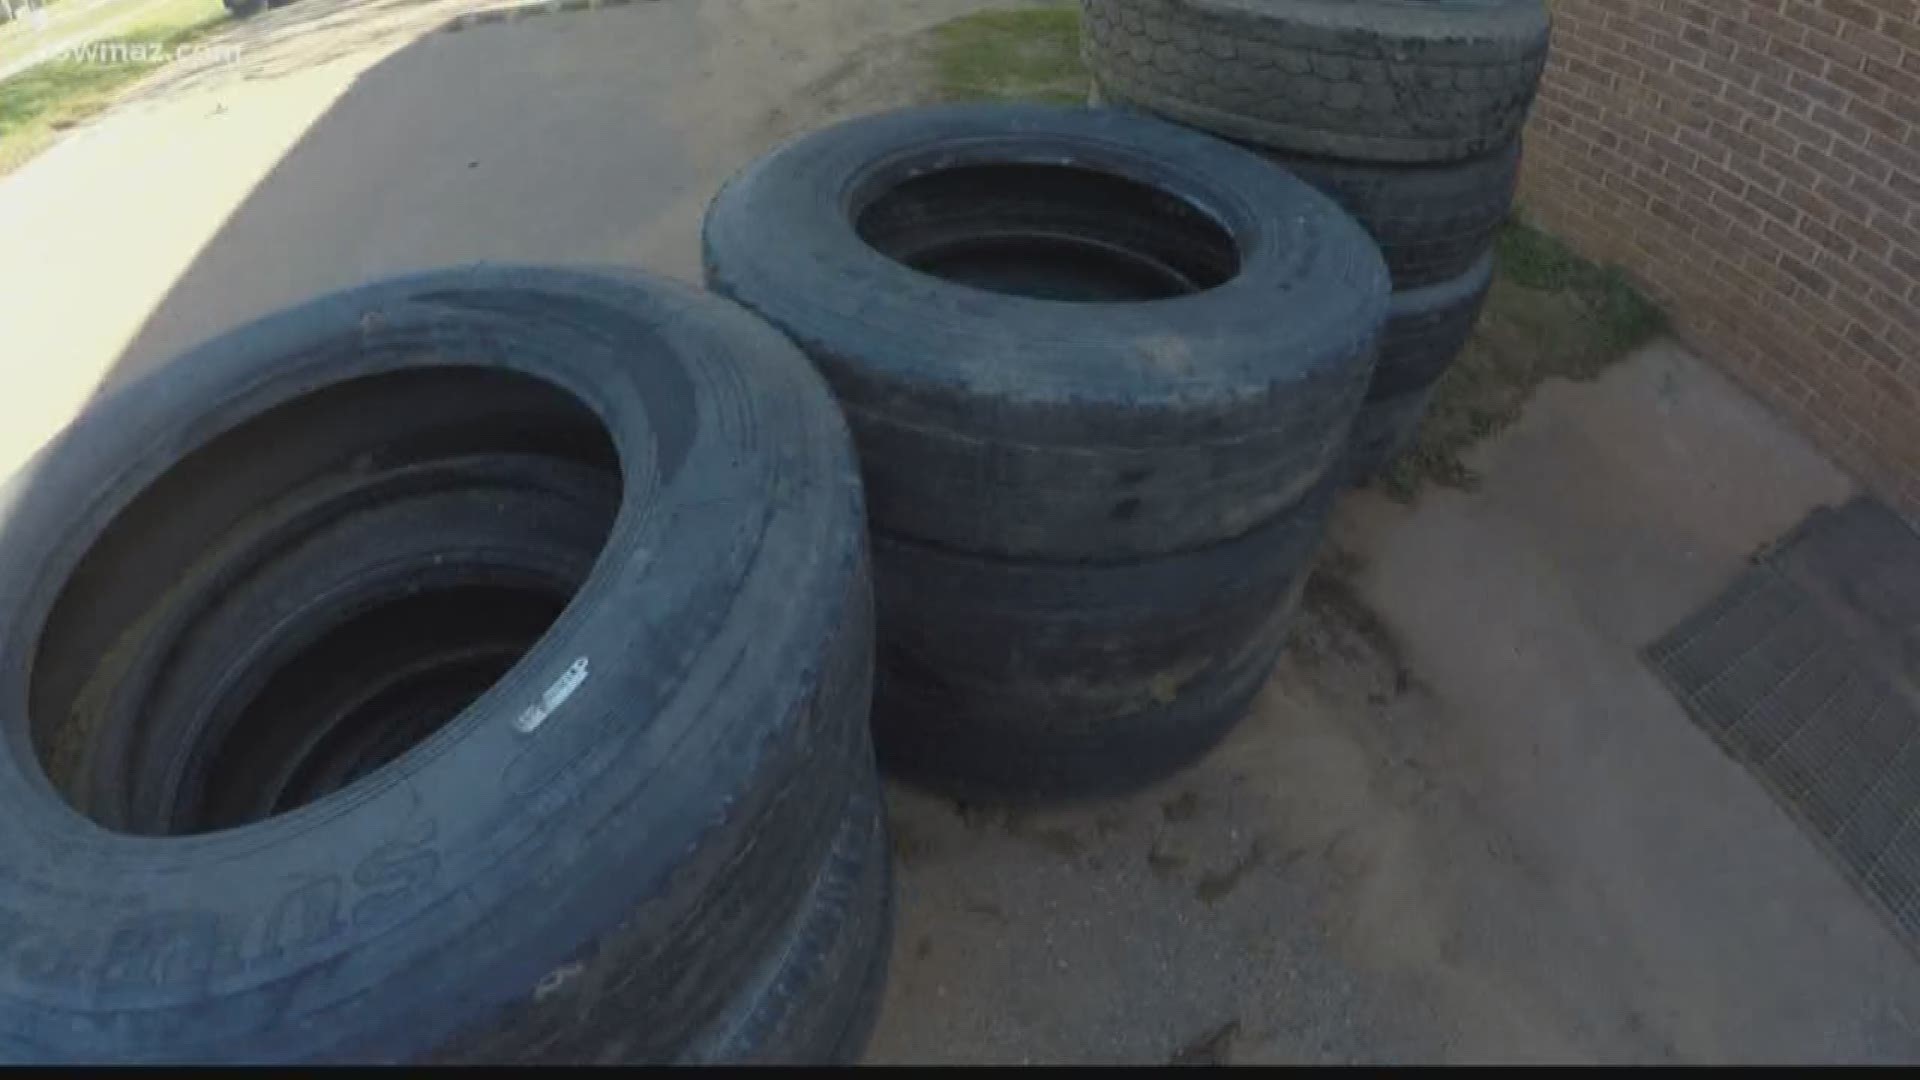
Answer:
[1300,569,1415,697]
[1375,217,1667,499]
[0,0,226,175]
[926,2,1087,105]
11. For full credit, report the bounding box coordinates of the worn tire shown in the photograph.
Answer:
[680,777,894,1064]
[1347,383,1436,484]
[1264,141,1519,289]
[1082,0,1551,163]
[704,103,1387,561]
[1370,251,1494,400]
[0,266,881,1063]
[873,476,1335,802]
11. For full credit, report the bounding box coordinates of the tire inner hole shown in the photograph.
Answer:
[854,162,1240,302]
[29,368,622,837]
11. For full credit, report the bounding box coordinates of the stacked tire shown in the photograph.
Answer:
[0,267,888,1063]
[1083,0,1552,481]
[705,105,1388,802]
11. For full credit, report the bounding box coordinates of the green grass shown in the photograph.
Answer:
[926,2,1088,105]
[1376,220,1667,500]
[0,0,225,175]
[1,0,151,72]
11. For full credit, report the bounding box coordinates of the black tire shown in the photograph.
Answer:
[224,0,264,16]
[1082,0,1552,164]
[703,103,1387,562]
[0,266,881,1063]
[872,476,1335,802]
[1263,141,1520,290]
[1370,251,1494,400]
[680,777,894,1065]
[1347,383,1436,484]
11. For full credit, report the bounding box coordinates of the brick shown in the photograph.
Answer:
[1881,11,1920,53]
[1766,35,1833,77]
[1786,68,1849,112]
[1877,212,1920,258]
[1799,215,1855,262]
[1764,216,1826,264]
[1677,19,1718,52]
[1829,135,1894,181]
[1760,70,1818,114]
[1891,244,1920,280]
[1748,4,1814,45]
[1856,269,1916,326]
[1696,94,1754,131]
[1669,58,1725,95]
[1887,318,1920,366]
[1798,141,1864,187]
[1561,54,1619,89]
[1840,20,1907,65]
[1823,0,1886,32]
[1812,104,1873,146]
[1740,45,1803,89]
[1654,28,1710,69]
[1817,247,1884,298]
[1872,367,1918,410]
[1780,251,1837,296]
[1811,177,1877,222]
[1834,278,1894,335]
[1825,58,1894,103]
[1743,114,1804,158]
[1862,60,1920,110]
[1676,124,1728,164]
[1846,321,1899,369]
[1602,169,1657,208]
[1722,81,1781,123]
[1850,174,1913,218]
[1693,155,1750,197]
[1832,209,1897,256]
[1626,4,1689,40]
[1786,3,1847,38]
[1726,180,1806,226]
[1678,185,1734,230]
[1700,48,1761,90]
[1775,108,1837,150]
[1709,120,1768,161]
[1847,97,1912,142]
[1668,0,1719,31]
[1758,147,1822,191]
[1712,13,1775,52]
[1572,116,1623,152]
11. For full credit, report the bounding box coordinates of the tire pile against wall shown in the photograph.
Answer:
[705,104,1388,802]
[1083,0,1552,480]
[0,7,1558,1057]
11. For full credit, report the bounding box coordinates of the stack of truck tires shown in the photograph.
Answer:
[1083,0,1552,480]
[706,104,1388,802]
[0,268,890,1064]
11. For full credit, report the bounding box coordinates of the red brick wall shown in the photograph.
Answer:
[1519,0,1920,517]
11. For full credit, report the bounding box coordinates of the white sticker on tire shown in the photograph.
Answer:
[514,657,589,734]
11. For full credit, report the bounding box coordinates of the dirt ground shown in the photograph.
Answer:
[2,0,1917,1063]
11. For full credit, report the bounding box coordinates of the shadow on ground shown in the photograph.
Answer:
[106,0,992,385]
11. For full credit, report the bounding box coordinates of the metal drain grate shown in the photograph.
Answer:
[1647,498,1920,948]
